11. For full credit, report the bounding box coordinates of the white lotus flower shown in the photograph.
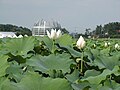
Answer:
[115,44,119,49]
[104,42,108,47]
[51,29,57,39]
[18,35,23,38]
[76,36,85,49]
[46,29,62,39]
[108,42,110,45]
[56,29,62,38]
[93,44,96,48]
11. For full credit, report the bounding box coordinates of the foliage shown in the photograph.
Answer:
[0,35,120,90]
[91,22,120,38]
[0,24,32,36]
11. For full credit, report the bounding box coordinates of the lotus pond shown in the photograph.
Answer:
[0,34,120,90]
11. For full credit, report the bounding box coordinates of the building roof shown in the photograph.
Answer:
[33,20,61,29]
[0,32,16,35]
[0,32,16,38]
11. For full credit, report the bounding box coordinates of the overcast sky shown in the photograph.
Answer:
[0,0,120,33]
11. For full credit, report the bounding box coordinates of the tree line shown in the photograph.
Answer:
[0,24,32,36]
[85,22,120,38]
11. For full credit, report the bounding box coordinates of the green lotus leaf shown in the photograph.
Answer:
[42,36,53,51]
[56,34,74,47]
[66,69,80,83]
[5,37,35,56]
[0,77,10,90]
[98,80,120,90]
[47,69,64,78]
[81,66,120,84]
[6,62,24,83]
[0,55,9,77]
[71,81,90,90]
[100,48,110,56]
[65,46,81,57]
[26,53,74,74]
[94,55,120,70]
[1,72,72,90]
[84,49,100,63]
[84,69,101,78]
[72,81,100,90]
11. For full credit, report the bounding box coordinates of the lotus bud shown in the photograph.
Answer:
[104,42,108,47]
[115,44,119,49]
[76,36,85,49]
[108,42,110,45]
[93,44,96,48]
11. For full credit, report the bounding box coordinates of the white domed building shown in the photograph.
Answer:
[32,20,61,36]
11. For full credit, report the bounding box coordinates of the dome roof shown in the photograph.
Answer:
[33,20,61,29]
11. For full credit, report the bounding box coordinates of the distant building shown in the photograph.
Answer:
[32,20,61,36]
[0,32,16,38]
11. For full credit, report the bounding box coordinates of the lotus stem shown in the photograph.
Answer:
[52,39,55,53]
[80,51,84,74]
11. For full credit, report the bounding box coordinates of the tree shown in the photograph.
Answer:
[0,24,32,36]
[95,25,102,35]
[103,22,120,35]
[90,22,120,38]
[85,28,90,35]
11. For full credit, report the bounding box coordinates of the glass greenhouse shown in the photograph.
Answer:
[32,20,61,36]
